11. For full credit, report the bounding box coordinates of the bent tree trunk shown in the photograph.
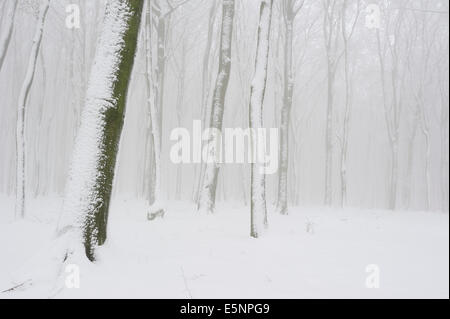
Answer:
[59,0,143,261]
[15,0,50,218]
[198,0,235,214]
[250,0,273,238]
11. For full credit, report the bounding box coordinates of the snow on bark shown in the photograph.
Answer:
[58,0,143,261]
[198,0,235,214]
[194,0,218,204]
[0,0,17,72]
[250,0,273,238]
[15,0,50,218]
[277,0,303,215]
[143,0,164,218]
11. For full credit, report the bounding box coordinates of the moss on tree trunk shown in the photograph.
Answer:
[83,0,144,261]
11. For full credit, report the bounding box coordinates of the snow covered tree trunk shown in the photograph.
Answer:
[34,49,47,197]
[59,0,144,261]
[143,0,157,206]
[145,0,165,218]
[145,0,186,211]
[194,0,218,204]
[15,0,50,218]
[198,0,235,214]
[277,0,303,215]
[250,0,273,238]
[276,18,293,216]
[0,0,17,72]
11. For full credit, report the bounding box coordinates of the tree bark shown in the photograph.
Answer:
[198,0,235,214]
[194,0,218,204]
[250,0,273,238]
[59,0,144,261]
[277,0,303,215]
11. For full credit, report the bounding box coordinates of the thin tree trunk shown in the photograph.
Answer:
[174,44,186,201]
[250,0,273,238]
[404,110,419,209]
[0,0,17,72]
[15,0,50,218]
[34,49,47,197]
[198,0,235,214]
[324,66,335,206]
[276,0,303,214]
[420,111,431,210]
[58,0,143,261]
[440,83,449,212]
[144,0,156,205]
[276,14,293,216]
[376,28,401,210]
[194,0,218,204]
[339,0,359,207]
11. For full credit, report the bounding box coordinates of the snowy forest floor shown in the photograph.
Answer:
[0,195,448,299]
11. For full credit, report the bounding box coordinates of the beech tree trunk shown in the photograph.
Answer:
[250,0,273,238]
[59,0,144,261]
[198,0,235,214]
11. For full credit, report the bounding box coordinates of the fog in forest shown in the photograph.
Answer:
[0,0,448,299]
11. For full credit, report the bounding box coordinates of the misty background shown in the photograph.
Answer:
[0,0,448,212]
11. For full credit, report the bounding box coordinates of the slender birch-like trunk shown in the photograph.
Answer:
[144,0,157,205]
[198,0,235,214]
[277,15,293,216]
[15,0,50,218]
[59,0,143,261]
[34,50,47,197]
[250,0,273,238]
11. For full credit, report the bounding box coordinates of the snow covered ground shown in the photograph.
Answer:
[0,195,448,299]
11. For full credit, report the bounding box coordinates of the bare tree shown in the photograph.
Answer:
[198,0,235,214]
[376,4,408,210]
[194,0,218,204]
[322,0,343,207]
[15,0,50,218]
[276,0,304,215]
[250,0,273,238]
[58,0,144,261]
[145,0,191,216]
[338,0,360,207]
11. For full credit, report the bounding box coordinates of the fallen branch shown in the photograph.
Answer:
[1,279,33,294]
